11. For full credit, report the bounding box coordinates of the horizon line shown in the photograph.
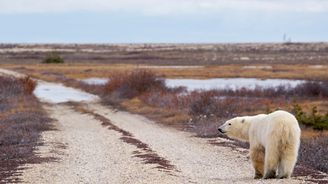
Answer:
[1,41,328,45]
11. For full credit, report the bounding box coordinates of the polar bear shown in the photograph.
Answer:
[218,110,301,179]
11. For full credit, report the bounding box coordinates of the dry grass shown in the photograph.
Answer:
[0,76,54,183]
[2,63,328,82]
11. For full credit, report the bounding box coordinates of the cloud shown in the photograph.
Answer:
[0,0,327,15]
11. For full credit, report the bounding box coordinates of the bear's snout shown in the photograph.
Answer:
[218,128,224,134]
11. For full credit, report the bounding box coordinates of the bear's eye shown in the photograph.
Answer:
[228,123,231,126]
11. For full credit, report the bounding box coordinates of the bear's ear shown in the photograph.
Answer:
[241,119,245,123]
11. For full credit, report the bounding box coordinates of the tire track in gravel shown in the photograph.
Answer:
[72,104,178,172]
[20,104,187,184]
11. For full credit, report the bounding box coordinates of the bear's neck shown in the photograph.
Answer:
[238,122,251,141]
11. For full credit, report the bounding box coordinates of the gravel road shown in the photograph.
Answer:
[19,103,310,184]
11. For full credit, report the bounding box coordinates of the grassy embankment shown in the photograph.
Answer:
[0,76,54,183]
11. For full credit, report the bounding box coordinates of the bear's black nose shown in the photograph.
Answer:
[218,128,223,133]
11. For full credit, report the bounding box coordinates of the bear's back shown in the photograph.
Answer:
[265,110,301,142]
[267,110,298,126]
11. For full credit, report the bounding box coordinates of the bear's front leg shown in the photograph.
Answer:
[250,146,265,179]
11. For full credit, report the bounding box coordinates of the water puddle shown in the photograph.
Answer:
[34,82,99,103]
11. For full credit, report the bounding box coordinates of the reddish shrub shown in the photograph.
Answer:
[104,70,166,99]
[19,76,37,94]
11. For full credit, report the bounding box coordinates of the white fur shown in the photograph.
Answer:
[219,110,301,179]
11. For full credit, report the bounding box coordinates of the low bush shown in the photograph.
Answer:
[42,52,64,64]
[104,70,166,99]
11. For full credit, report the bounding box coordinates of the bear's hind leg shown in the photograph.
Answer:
[277,145,298,179]
[263,144,279,179]
[250,146,265,179]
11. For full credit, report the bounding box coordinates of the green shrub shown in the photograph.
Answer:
[42,52,64,64]
[292,104,328,130]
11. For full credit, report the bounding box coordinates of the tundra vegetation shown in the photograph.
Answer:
[0,76,53,182]
[1,43,327,176]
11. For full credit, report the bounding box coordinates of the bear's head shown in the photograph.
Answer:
[218,117,250,141]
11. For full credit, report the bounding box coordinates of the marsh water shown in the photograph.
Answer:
[79,77,304,91]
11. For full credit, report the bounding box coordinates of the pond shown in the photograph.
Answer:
[80,77,305,91]
[165,78,304,91]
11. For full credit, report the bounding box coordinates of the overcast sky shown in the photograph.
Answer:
[0,0,327,43]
